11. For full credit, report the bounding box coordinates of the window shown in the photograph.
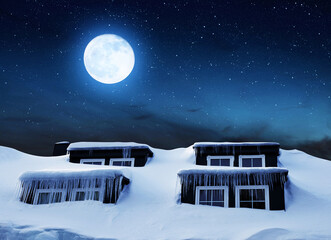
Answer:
[195,186,229,207]
[110,158,134,167]
[33,189,66,205]
[239,155,265,167]
[235,185,269,210]
[207,156,234,167]
[80,159,105,165]
[71,179,104,202]
[73,189,101,201]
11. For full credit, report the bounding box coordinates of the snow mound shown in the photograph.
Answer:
[0,145,330,239]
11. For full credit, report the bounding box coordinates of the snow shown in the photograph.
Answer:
[20,168,130,180]
[178,167,288,175]
[193,142,280,148]
[0,145,331,239]
[67,141,151,151]
[55,141,69,144]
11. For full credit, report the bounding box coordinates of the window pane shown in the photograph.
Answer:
[83,162,93,165]
[240,201,252,208]
[75,191,85,201]
[199,190,207,201]
[112,161,122,166]
[210,159,220,166]
[200,201,211,206]
[253,189,265,200]
[92,162,102,165]
[206,190,212,201]
[253,202,265,209]
[242,158,252,167]
[123,161,132,166]
[212,201,224,207]
[253,158,262,167]
[53,192,63,203]
[220,159,230,166]
[240,189,251,201]
[112,160,132,166]
[93,191,100,201]
[212,190,224,201]
[37,192,50,204]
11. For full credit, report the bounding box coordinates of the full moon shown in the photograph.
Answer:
[83,34,135,84]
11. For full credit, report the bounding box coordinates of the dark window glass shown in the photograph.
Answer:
[75,191,85,201]
[253,189,265,200]
[240,189,251,201]
[253,202,265,209]
[253,158,262,167]
[212,201,224,207]
[199,190,207,201]
[240,201,252,208]
[93,191,100,201]
[123,161,132,166]
[199,189,225,207]
[242,158,252,167]
[92,162,102,165]
[213,190,224,201]
[239,188,266,209]
[220,159,230,166]
[112,160,132,166]
[37,192,50,204]
[53,192,62,203]
[112,161,122,166]
[210,159,220,166]
[84,162,93,165]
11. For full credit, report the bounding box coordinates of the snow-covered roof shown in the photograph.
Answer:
[19,168,130,181]
[67,142,151,151]
[193,142,280,148]
[178,167,288,176]
[55,141,70,144]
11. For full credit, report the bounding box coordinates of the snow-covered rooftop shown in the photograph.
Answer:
[178,167,288,176]
[20,168,130,181]
[193,142,280,148]
[67,142,151,151]
[55,141,70,144]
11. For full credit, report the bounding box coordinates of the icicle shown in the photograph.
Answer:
[19,174,127,205]
[122,148,131,158]
[178,169,288,199]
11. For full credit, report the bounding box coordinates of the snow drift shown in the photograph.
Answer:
[0,145,330,239]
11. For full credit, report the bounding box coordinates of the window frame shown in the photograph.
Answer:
[235,185,270,210]
[206,155,234,167]
[195,186,229,207]
[71,187,103,202]
[33,189,66,205]
[238,154,266,167]
[80,158,105,165]
[109,158,135,167]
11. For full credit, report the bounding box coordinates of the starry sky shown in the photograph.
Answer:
[0,1,330,158]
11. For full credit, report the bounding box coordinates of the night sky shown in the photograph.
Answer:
[0,1,330,158]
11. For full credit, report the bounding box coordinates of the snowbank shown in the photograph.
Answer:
[0,145,330,239]
[67,142,151,151]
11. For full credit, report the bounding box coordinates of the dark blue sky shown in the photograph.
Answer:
[0,1,330,157]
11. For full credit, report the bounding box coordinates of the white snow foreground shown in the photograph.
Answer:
[0,145,331,240]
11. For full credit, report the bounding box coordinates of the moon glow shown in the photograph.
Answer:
[83,34,135,84]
